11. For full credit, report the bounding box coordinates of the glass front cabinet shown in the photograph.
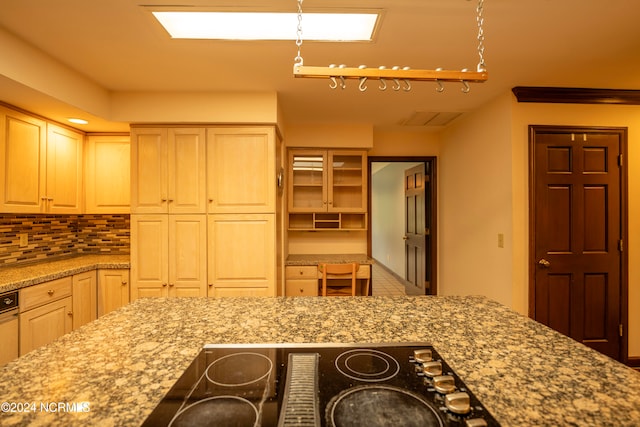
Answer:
[287,149,367,231]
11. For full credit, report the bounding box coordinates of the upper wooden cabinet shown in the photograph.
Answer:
[0,106,83,214]
[85,135,130,213]
[206,127,276,213]
[288,149,367,213]
[130,127,206,214]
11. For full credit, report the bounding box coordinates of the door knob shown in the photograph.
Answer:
[538,258,551,268]
[402,236,409,240]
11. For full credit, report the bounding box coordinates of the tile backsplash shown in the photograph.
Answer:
[0,214,130,267]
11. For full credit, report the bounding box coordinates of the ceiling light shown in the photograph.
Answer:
[151,11,379,41]
[68,118,89,125]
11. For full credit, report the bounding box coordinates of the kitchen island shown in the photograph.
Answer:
[0,296,639,426]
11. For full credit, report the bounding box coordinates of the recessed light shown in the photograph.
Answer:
[68,118,89,125]
[150,11,380,41]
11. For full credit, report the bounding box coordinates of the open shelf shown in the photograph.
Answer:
[288,212,367,231]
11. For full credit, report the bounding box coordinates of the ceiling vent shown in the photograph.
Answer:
[400,111,462,127]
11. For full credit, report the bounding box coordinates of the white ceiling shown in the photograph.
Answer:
[1,0,639,132]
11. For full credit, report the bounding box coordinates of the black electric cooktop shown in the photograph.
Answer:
[142,343,500,427]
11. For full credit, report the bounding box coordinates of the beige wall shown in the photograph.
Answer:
[438,94,515,308]
[511,98,640,359]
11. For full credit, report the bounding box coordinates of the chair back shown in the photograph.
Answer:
[319,262,359,296]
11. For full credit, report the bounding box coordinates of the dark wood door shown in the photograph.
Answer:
[530,126,626,360]
[404,164,427,295]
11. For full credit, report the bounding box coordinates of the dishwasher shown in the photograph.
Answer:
[0,290,19,366]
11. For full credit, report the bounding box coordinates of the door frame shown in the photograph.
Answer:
[528,125,629,363]
[368,156,438,295]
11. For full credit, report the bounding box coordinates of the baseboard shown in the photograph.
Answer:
[371,258,410,286]
[628,357,640,370]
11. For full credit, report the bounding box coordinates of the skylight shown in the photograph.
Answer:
[151,11,379,41]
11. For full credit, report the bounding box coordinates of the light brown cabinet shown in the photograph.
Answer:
[0,314,18,366]
[206,127,276,213]
[85,134,130,213]
[0,106,83,214]
[207,214,275,296]
[284,266,318,296]
[131,214,207,299]
[130,127,206,214]
[97,269,130,316]
[287,149,367,230]
[19,277,74,355]
[72,271,97,329]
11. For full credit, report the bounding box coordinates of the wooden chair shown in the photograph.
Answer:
[319,262,359,296]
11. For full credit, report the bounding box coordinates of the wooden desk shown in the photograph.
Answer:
[285,254,373,296]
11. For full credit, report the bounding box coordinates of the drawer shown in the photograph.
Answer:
[285,266,318,279]
[285,279,318,297]
[20,276,73,312]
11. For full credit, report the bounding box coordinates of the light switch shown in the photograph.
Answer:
[497,233,504,248]
[19,233,28,247]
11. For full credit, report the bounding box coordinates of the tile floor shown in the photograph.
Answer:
[371,262,406,296]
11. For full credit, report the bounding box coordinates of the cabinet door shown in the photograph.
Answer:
[46,124,83,214]
[288,149,327,212]
[85,135,130,213]
[208,214,275,296]
[207,127,276,213]
[169,128,206,213]
[130,128,168,213]
[328,150,367,212]
[0,106,47,213]
[0,315,18,366]
[98,269,130,316]
[169,215,207,297]
[131,215,169,299]
[72,271,97,329]
[19,296,73,355]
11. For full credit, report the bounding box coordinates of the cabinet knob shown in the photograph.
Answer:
[121,281,127,285]
[48,289,55,296]
[299,288,304,293]
[208,283,213,287]
[162,283,168,287]
[299,270,303,275]
[169,283,175,287]
[67,311,73,316]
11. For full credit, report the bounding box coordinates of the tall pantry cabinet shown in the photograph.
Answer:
[130,126,281,298]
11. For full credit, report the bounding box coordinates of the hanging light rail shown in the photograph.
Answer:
[293,0,487,93]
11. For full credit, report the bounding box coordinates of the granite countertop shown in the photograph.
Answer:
[0,255,131,293]
[1,296,639,426]
[286,253,374,265]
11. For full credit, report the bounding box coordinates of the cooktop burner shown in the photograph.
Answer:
[142,343,500,427]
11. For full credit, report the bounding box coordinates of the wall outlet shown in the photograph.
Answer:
[19,233,28,248]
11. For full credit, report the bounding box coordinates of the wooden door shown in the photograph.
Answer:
[288,149,327,212]
[0,315,18,366]
[130,128,168,213]
[0,106,47,213]
[404,164,427,295]
[207,127,275,213]
[130,214,169,299]
[19,297,73,355]
[85,135,130,213]
[72,271,97,330]
[169,215,207,297]
[98,269,130,316]
[46,124,83,214]
[530,126,626,360]
[208,213,275,296]
[168,128,206,213]
[328,150,367,212]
